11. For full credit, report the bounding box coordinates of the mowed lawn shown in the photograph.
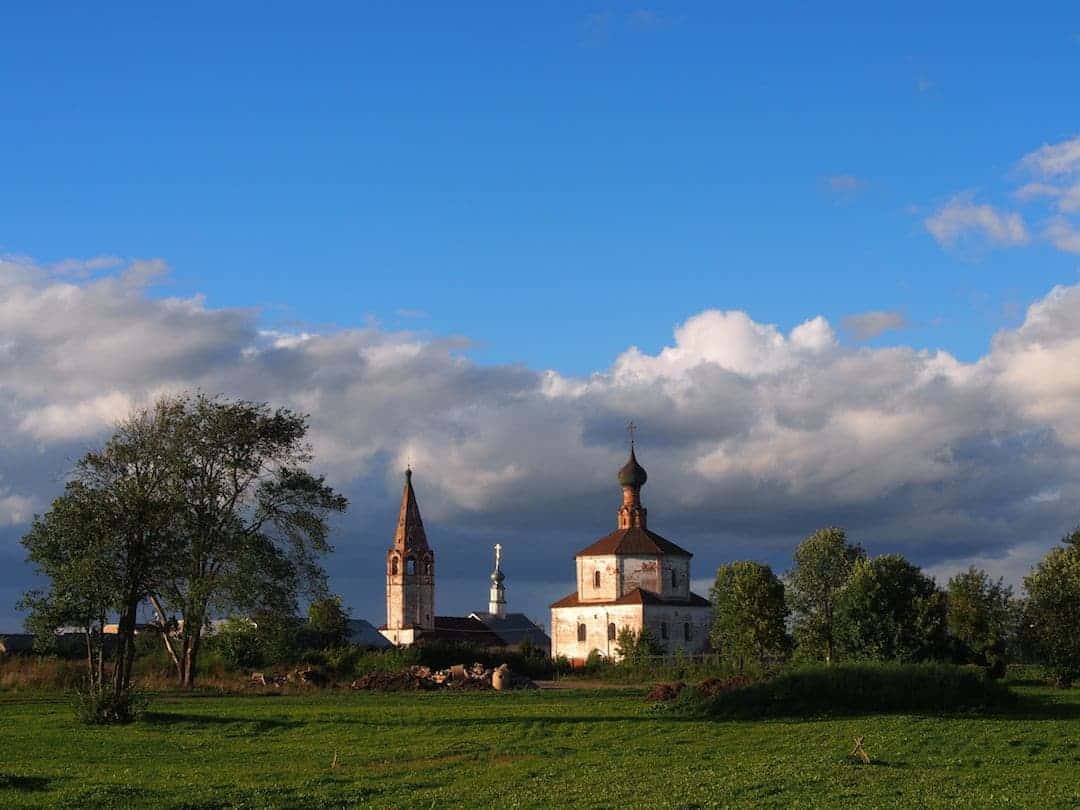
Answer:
[1,683,1079,808]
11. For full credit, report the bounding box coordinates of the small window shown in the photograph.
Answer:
[671,569,677,588]
[577,623,587,643]
[660,622,669,640]
[425,560,432,575]
[684,622,691,642]
[607,623,616,641]
[406,557,416,575]
[391,557,399,575]
[593,570,601,589]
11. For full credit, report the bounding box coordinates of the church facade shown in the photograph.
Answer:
[550,445,712,662]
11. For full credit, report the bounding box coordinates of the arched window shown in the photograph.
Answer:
[593,570,601,589]
[406,557,416,575]
[391,557,399,575]
[425,559,432,575]
[577,623,587,642]
[684,622,692,642]
[671,569,677,588]
[607,623,616,641]
[660,622,669,640]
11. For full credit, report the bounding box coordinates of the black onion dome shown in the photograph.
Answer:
[490,568,505,584]
[617,446,648,488]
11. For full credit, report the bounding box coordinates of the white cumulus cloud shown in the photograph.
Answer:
[924,193,1029,250]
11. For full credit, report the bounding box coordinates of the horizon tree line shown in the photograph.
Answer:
[708,525,1080,687]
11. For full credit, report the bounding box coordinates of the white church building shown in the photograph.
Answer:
[550,444,712,663]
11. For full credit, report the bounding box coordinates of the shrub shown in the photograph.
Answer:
[72,682,149,725]
[308,596,351,648]
[665,662,1016,718]
[211,618,263,671]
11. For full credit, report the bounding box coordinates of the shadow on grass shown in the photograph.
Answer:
[335,714,670,729]
[650,689,1080,724]
[0,773,51,792]
[142,712,303,732]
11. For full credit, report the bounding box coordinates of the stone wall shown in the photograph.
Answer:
[551,602,712,662]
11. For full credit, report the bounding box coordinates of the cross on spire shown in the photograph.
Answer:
[494,543,503,570]
[626,421,637,447]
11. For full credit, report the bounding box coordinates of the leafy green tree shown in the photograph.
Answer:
[710,561,790,670]
[946,567,1016,675]
[144,393,348,687]
[1023,529,1080,687]
[19,489,115,696]
[614,626,638,661]
[614,626,663,664]
[308,595,351,647]
[835,554,948,662]
[787,527,865,663]
[20,404,182,720]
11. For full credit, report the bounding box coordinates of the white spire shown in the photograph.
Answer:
[489,543,506,618]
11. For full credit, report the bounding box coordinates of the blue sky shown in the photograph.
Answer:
[4,2,1078,374]
[4,3,1080,630]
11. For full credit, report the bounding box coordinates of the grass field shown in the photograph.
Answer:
[1,682,1079,808]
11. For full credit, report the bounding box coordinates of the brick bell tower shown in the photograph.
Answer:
[381,468,435,645]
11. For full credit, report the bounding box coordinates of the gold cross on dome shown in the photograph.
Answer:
[626,421,637,446]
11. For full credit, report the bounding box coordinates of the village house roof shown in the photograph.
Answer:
[575,526,692,558]
[549,587,710,609]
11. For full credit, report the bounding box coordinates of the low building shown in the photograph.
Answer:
[550,444,712,663]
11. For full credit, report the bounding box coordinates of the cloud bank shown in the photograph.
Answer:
[2,256,1080,627]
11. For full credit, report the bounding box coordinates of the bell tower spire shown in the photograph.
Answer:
[382,467,435,643]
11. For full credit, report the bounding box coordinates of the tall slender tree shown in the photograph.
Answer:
[20,402,182,717]
[946,566,1016,675]
[710,561,790,670]
[146,394,347,687]
[786,527,864,663]
[1023,529,1080,687]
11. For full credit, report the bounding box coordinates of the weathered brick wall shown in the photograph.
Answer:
[551,604,643,661]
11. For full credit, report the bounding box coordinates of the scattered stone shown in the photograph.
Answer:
[349,661,534,692]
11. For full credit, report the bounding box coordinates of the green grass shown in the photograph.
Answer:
[1,683,1079,808]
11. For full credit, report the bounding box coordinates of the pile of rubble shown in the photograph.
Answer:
[350,662,537,692]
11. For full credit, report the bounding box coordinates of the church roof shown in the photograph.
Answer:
[469,612,551,649]
[392,468,429,552]
[345,618,393,649]
[425,615,506,647]
[575,526,692,558]
[550,588,710,609]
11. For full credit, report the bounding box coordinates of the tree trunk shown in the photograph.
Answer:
[84,625,95,688]
[180,616,203,688]
[148,593,182,680]
[111,598,143,696]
